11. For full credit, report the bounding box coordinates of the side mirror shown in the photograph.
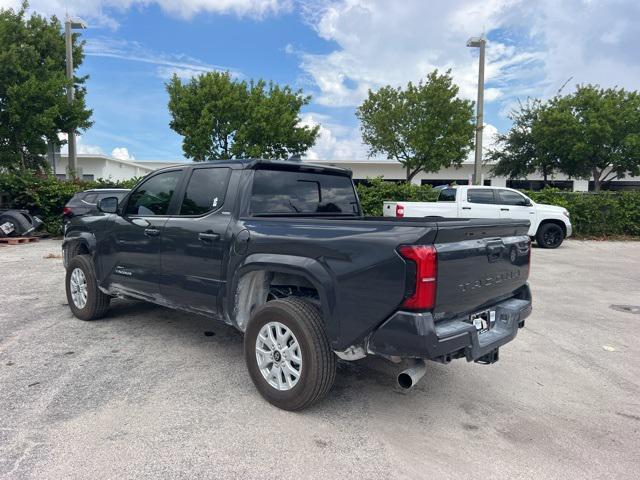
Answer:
[525,199,533,207]
[97,197,119,214]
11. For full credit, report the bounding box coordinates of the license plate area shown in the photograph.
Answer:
[469,309,496,334]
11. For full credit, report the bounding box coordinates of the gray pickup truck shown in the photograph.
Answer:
[62,159,531,410]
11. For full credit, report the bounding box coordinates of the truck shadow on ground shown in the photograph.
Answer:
[93,298,458,412]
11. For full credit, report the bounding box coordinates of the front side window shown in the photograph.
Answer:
[251,169,359,215]
[125,170,182,216]
[467,189,495,204]
[179,168,230,215]
[497,189,528,206]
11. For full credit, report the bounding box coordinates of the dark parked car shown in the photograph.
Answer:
[63,189,130,223]
[62,160,531,410]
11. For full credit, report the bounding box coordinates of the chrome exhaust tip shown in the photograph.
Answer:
[397,359,427,389]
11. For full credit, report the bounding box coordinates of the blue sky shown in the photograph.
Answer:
[4,0,640,161]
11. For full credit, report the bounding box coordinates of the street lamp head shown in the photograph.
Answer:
[466,36,485,48]
[66,16,87,29]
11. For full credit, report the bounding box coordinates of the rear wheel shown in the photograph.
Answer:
[244,297,336,411]
[536,223,564,249]
[65,255,111,320]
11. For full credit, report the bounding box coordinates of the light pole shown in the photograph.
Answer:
[65,16,87,179]
[467,36,486,186]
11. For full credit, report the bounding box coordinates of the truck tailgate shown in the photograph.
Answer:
[433,219,530,319]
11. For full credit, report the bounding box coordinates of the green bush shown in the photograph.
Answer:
[0,170,142,236]
[357,179,640,237]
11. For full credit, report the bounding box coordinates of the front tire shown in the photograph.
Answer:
[536,223,564,249]
[244,297,336,411]
[65,255,111,320]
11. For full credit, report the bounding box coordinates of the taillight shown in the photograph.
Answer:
[398,245,437,311]
[63,207,72,217]
[396,204,405,218]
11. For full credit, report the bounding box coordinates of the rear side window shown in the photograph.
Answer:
[125,170,182,216]
[179,168,230,215]
[251,169,359,215]
[437,189,456,202]
[497,190,528,206]
[66,193,85,206]
[467,189,495,204]
[83,193,98,204]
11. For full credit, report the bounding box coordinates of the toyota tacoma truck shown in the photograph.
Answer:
[62,160,531,410]
[384,185,571,248]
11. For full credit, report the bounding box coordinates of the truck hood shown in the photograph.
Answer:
[535,203,568,216]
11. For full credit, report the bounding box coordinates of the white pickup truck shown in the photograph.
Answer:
[383,185,572,248]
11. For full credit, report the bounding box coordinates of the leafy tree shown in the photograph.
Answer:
[356,70,475,182]
[0,1,92,169]
[166,71,319,160]
[487,99,560,185]
[537,85,640,192]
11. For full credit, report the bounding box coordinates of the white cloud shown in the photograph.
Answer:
[0,0,292,27]
[85,37,241,79]
[111,147,135,161]
[299,113,367,160]
[298,0,640,108]
[58,133,104,155]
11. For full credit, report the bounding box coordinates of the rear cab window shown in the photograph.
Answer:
[179,168,230,215]
[467,189,496,204]
[437,188,456,202]
[250,168,360,216]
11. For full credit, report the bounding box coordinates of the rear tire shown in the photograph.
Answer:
[65,255,111,320]
[244,297,336,411]
[0,211,31,237]
[536,223,564,249]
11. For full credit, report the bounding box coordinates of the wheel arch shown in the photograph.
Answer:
[62,232,96,268]
[227,254,337,339]
[537,218,567,237]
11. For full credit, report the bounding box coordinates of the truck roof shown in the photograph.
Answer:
[154,159,353,177]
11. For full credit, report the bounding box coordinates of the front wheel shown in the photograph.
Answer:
[536,223,564,249]
[65,255,111,320]
[244,297,336,411]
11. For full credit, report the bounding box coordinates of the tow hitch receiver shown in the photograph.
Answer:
[475,348,499,365]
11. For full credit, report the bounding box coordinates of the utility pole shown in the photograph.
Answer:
[64,16,86,179]
[467,36,486,185]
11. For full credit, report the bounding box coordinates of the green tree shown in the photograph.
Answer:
[0,1,92,169]
[537,85,640,192]
[356,70,475,182]
[166,71,319,160]
[487,99,560,185]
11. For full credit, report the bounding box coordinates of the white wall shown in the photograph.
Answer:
[55,155,156,181]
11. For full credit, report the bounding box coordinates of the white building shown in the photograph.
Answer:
[56,154,638,192]
[54,155,180,182]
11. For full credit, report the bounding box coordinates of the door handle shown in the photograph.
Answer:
[144,228,160,237]
[198,232,220,242]
[462,206,472,210]
[501,208,510,211]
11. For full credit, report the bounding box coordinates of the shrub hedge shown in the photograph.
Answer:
[0,170,141,236]
[1,172,638,238]
[357,178,640,237]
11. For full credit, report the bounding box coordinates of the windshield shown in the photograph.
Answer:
[250,169,360,216]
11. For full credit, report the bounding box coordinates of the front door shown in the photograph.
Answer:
[496,189,537,235]
[160,166,233,314]
[102,169,183,300]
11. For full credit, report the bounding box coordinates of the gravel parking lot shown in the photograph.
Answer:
[1,239,639,479]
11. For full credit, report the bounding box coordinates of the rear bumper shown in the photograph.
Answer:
[368,285,531,363]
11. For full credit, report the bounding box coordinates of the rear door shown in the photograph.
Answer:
[160,166,234,314]
[458,188,501,219]
[102,169,183,299]
[496,189,536,235]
